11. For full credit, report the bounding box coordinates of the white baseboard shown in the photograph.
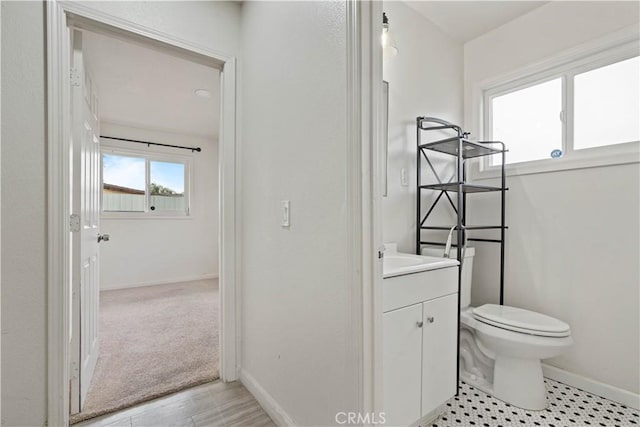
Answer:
[543,363,640,410]
[240,369,296,427]
[101,274,218,291]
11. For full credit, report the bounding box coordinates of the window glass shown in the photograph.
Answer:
[149,161,186,212]
[490,78,563,165]
[102,154,145,212]
[574,56,640,150]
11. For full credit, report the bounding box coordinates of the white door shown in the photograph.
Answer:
[421,293,458,416]
[70,30,102,414]
[383,303,423,426]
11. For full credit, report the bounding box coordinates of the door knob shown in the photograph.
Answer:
[416,321,424,328]
[426,316,435,324]
[97,234,110,243]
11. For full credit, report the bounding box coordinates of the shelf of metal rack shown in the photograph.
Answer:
[418,137,505,159]
[419,225,508,231]
[419,182,506,193]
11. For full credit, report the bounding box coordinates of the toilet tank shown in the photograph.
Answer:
[421,246,475,309]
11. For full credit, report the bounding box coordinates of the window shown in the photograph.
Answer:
[490,78,563,165]
[574,56,640,150]
[149,161,186,213]
[483,42,639,171]
[102,151,190,216]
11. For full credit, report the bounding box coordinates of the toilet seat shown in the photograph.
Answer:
[472,304,571,338]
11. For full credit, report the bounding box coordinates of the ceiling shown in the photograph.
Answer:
[82,2,544,138]
[83,31,220,139]
[405,1,548,43]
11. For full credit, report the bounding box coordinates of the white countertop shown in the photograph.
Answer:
[383,251,459,279]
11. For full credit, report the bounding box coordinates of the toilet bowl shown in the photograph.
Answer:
[461,306,572,410]
[422,246,573,411]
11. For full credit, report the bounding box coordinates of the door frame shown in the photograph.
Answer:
[345,0,385,418]
[46,2,239,425]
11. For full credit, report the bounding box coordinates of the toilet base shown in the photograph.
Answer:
[459,307,572,411]
[459,323,551,411]
[493,355,547,410]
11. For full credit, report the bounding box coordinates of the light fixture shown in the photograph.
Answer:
[194,89,212,98]
[382,12,398,59]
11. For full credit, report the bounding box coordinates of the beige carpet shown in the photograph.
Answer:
[70,279,219,424]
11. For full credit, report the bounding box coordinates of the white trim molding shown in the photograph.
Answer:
[239,370,296,427]
[543,364,640,410]
[346,0,385,419]
[47,3,73,424]
[0,2,3,421]
[46,2,240,426]
[100,274,218,291]
[345,0,365,419]
[218,56,239,383]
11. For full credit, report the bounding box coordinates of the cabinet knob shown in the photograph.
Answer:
[426,316,435,324]
[416,321,424,328]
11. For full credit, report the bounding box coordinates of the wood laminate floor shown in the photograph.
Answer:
[73,381,275,427]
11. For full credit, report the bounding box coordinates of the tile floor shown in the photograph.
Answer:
[73,381,275,427]
[429,378,639,427]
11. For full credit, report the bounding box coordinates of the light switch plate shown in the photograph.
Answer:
[281,200,290,227]
[401,168,409,187]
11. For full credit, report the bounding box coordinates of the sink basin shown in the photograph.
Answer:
[383,251,459,278]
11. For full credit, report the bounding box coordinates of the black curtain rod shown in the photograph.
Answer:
[100,135,202,152]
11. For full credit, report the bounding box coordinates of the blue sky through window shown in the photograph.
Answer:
[103,154,145,190]
[103,154,185,193]
[151,161,185,194]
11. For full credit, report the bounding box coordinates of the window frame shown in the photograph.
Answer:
[484,74,567,167]
[100,145,193,219]
[475,35,640,178]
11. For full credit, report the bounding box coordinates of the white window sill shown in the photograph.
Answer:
[470,142,640,180]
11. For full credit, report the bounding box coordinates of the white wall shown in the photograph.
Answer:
[1,2,47,425]
[382,1,463,253]
[0,2,4,423]
[87,1,242,58]
[240,2,359,425]
[464,1,640,397]
[99,123,218,290]
[0,2,241,425]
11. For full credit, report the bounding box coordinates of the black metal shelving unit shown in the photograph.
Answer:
[415,116,508,388]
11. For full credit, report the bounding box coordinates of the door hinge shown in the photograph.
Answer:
[70,68,81,87]
[70,214,80,232]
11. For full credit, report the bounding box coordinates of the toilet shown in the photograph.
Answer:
[422,246,573,411]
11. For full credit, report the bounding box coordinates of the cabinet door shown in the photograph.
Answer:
[383,303,423,427]
[421,293,458,416]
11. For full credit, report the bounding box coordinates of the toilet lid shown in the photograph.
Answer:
[472,304,571,337]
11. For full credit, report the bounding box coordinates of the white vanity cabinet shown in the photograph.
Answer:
[383,264,458,426]
[421,293,458,417]
[383,304,423,426]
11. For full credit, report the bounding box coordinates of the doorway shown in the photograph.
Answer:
[68,27,222,423]
[46,3,239,426]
